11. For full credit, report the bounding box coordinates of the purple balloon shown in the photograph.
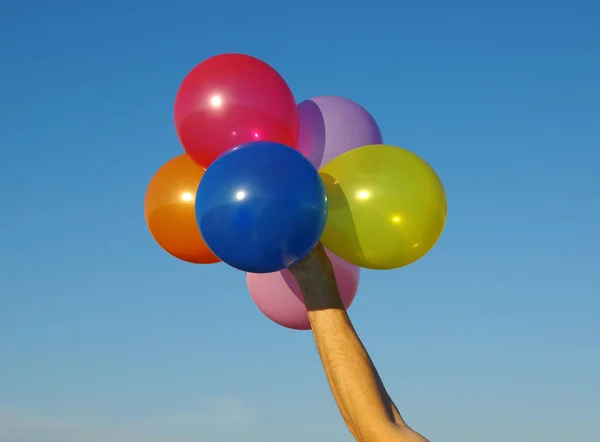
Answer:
[246,249,360,330]
[297,96,383,169]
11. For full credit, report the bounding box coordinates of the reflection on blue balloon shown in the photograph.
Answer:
[195,141,328,273]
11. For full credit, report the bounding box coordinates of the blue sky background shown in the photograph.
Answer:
[1,1,599,441]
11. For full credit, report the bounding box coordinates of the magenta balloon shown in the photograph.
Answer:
[246,249,360,330]
[297,96,383,169]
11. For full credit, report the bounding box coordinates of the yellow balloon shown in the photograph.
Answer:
[320,144,447,270]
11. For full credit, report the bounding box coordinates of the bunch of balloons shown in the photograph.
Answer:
[144,53,447,330]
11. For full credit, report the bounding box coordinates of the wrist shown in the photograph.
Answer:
[296,275,344,311]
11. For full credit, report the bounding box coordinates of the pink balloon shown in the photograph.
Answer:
[246,250,360,330]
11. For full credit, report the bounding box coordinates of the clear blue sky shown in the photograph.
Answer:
[1,1,598,441]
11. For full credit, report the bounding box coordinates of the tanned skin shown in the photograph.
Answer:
[290,243,429,442]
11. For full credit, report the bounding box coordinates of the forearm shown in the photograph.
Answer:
[295,271,405,439]
[290,245,428,441]
[307,306,405,439]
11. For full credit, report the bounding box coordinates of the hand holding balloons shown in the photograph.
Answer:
[320,144,447,270]
[145,52,449,332]
[195,141,328,273]
[246,249,360,330]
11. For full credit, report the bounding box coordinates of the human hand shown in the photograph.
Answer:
[289,243,344,310]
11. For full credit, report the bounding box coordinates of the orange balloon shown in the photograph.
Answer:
[144,154,220,264]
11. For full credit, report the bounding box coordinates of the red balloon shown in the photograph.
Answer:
[174,54,299,169]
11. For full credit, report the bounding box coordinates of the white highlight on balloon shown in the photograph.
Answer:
[356,190,370,200]
[180,192,194,202]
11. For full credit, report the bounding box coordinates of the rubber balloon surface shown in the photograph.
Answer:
[297,96,382,169]
[196,141,328,273]
[174,53,299,169]
[144,154,220,264]
[320,144,447,270]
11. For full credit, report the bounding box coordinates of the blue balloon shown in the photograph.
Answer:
[195,141,328,273]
